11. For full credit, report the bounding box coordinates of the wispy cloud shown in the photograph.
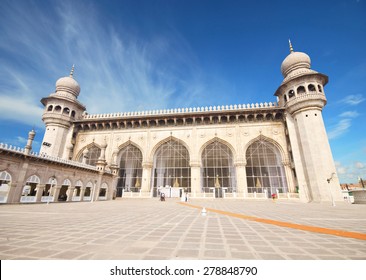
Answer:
[339,111,359,118]
[327,119,352,139]
[342,94,365,106]
[327,109,360,140]
[0,0,228,126]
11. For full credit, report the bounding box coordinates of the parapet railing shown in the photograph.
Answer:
[83,102,279,120]
[0,143,106,172]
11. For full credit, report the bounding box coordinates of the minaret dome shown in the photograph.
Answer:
[55,65,80,98]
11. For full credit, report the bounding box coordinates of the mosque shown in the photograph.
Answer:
[0,42,344,204]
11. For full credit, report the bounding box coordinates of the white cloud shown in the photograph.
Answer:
[0,95,44,127]
[0,1,228,127]
[327,119,351,139]
[354,161,365,169]
[342,94,365,106]
[339,111,359,118]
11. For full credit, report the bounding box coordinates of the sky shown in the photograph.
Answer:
[0,0,365,183]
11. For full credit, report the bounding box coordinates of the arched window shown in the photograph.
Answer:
[78,145,101,166]
[116,145,143,196]
[245,139,288,197]
[71,110,76,118]
[0,171,12,201]
[308,84,316,92]
[99,182,108,197]
[318,85,323,93]
[62,107,70,115]
[152,140,191,197]
[201,141,236,197]
[288,90,295,98]
[0,171,12,182]
[74,180,83,197]
[47,105,53,111]
[54,105,61,112]
[297,86,306,94]
[23,175,40,196]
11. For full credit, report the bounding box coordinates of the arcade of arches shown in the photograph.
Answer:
[94,138,290,198]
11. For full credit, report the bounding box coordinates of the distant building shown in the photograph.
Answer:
[0,42,344,203]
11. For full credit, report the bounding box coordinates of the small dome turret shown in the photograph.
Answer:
[279,40,317,84]
[281,51,311,77]
[55,65,80,98]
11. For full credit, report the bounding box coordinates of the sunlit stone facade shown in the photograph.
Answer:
[0,45,344,203]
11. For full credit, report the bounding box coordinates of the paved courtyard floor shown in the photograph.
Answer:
[0,198,365,260]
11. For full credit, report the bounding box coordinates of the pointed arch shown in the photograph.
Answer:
[245,136,288,196]
[200,138,236,196]
[0,170,12,201]
[62,179,71,186]
[26,175,41,184]
[199,137,236,160]
[116,143,143,195]
[22,174,41,196]
[76,142,102,166]
[47,177,57,185]
[244,135,287,162]
[99,182,108,198]
[75,180,83,187]
[149,136,190,162]
[116,140,144,163]
[0,170,12,182]
[151,137,191,197]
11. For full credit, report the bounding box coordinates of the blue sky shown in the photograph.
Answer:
[0,0,365,183]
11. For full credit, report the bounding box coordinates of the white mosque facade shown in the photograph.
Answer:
[0,44,344,203]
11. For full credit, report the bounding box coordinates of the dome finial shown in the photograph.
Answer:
[288,39,294,53]
[69,64,75,78]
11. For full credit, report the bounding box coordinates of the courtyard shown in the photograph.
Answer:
[0,198,365,260]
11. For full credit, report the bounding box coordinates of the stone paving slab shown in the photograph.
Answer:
[0,199,365,260]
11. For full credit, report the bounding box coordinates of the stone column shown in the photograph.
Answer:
[80,186,86,201]
[190,161,201,197]
[282,160,295,193]
[53,186,61,202]
[235,160,247,198]
[35,184,46,202]
[6,183,19,203]
[67,186,75,202]
[141,162,153,193]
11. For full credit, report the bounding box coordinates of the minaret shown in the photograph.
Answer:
[24,129,36,155]
[40,66,86,158]
[275,41,343,203]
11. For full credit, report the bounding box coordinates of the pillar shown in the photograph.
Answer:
[235,160,247,198]
[67,186,75,202]
[6,183,19,203]
[53,186,61,202]
[190,161,201,197]
[35,184,46,202]
[141,162,153,193]
[282,160,295,193]
[80,186,86,201]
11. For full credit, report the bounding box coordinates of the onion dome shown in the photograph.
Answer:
[281,40,311,77]
[55,65,80,98]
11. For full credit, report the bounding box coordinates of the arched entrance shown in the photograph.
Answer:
[245,139,288,197]
[201,140,236,197]
[151,139,191,197]
[21,175,40,203]
[116,144,143,197]
[0,171,12,203]
[59,179,71,201]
